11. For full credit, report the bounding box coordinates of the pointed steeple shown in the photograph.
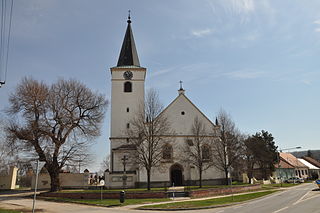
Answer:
[117,13,140,67]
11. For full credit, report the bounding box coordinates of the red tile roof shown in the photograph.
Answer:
[280,152,308,168]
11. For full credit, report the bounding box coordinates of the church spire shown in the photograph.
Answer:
[117,12,140,67]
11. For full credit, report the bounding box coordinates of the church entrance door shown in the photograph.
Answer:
[170,164,183,186]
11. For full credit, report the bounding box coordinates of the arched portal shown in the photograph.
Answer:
[170,164,184,186]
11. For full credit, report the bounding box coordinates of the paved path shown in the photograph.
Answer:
[0,183,318,213]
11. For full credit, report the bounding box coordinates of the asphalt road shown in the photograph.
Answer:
[0,183,319,213]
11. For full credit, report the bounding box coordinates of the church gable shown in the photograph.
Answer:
[160,93,216,135]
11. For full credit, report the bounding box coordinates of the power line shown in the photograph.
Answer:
[0,0,14,87]
[4,0,13,82]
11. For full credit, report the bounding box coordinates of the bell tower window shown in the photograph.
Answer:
[124,81,132,93]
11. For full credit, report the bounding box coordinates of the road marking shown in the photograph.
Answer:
[293,193,320,205]
[273,206,289,213]
[293,191,309,205]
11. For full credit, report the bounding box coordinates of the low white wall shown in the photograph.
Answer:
[31,172,91,189]
[0,166,18,190]
[104,172,137,189]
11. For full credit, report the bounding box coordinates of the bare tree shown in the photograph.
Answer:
[5,77,107,191]
[212,110,243,185]
[183,117,214,188]
[127,89,172,190]
[99,154,110,175]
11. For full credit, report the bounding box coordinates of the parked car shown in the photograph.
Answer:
[284,177,304,183]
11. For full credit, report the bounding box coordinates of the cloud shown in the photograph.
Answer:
[191,28,214,38]
[315,28,320,32]
[207,0,255,15]
[301,79,311,85]
[314,19,320,25]
[225,69,265,79]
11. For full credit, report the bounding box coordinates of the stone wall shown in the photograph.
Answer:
[0,166,18,190]
[189,184,261,198]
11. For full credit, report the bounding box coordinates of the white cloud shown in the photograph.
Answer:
[225,69,265,79]
[314,19,320,25]
[315,28,320,32]
[301,79,311,85]
[191,28,214,38]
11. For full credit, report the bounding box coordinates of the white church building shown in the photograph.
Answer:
[105,16,225,188]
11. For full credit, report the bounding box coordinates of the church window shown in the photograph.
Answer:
[163,144,173,160]
[126,107,129,112]
[202,144,210,160]
[181,111,185,115]
[126,123,130,129]
[124,81,132,92]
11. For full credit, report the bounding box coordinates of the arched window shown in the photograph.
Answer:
[124,81,132,92]
[163,144,173,160]
[202,144,210,160]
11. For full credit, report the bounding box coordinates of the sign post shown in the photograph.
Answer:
[99,180,105,201]
[31,160,46,213]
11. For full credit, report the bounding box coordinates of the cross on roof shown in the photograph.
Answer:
[179,80,183,90]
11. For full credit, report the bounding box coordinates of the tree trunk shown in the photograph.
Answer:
[225,169,229,185]
[199,168,202,188]
[147,169,151,191]
[47,163,61,192]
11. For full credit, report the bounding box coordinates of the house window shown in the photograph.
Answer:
[163,144,173,160]
[301,170,304,175]
[202,144,210,160]
[126,107,129,112]
[124,82,132,92]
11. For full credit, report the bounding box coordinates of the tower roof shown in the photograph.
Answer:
[117,15,140,67]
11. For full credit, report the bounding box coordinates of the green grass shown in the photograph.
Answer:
[43,197,170,207]
[186,184,251,191]
[139,190,278,209]
[262,183,298,189]
[0,208,21,213]
[58,184,253,194]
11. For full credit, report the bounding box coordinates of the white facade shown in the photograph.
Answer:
[107,17,225,188]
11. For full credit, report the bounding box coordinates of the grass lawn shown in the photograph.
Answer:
[42,197,170,207]
[262,183,299,190]
[59,183,252,193]
[139,190,278,209]
[0,208,21,213]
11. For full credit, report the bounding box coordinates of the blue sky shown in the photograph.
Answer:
[1,0,320,171]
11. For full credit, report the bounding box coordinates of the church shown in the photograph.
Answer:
[105,15,225,188]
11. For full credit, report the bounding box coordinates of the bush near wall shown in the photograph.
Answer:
[189,184,261,198]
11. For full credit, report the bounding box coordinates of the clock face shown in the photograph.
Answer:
[123,71,133,80]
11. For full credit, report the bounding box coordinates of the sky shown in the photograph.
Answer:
[1,0,320,172]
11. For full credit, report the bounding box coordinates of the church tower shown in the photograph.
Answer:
[109,15,146,172]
